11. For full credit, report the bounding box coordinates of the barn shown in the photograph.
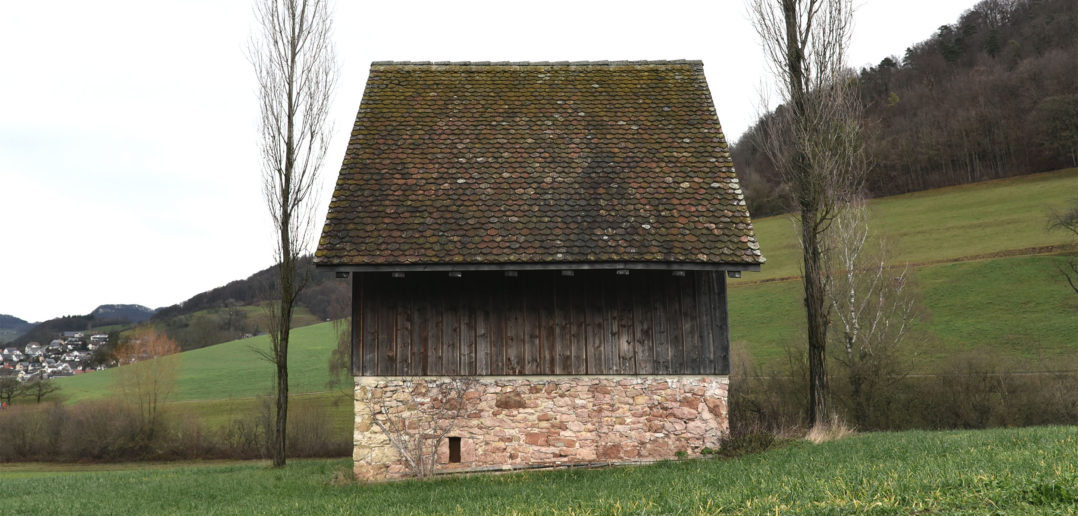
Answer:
[315,60,764,480]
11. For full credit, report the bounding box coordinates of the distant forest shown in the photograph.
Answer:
[149,256,349,351]
[733,0,1078,216]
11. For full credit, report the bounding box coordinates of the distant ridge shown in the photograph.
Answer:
[91,304,156,324]
[0,314,32,331]
[11,305,155,347]
[0,314,33,344]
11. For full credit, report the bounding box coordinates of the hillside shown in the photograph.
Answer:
[152,256,348,323]
[12,314,126,348]
[7,257,349,353]
[55,320,347,404]
[735,0,1078,216]
[149,256,349,350]
[730,168,1078,366]
[90,304,155,323]
[0,314,32,344]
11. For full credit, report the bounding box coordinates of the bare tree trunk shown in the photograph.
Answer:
[250,0,337,468]
[801,208,830,427]
[1051,203,1078,296]
[752,0,863,431]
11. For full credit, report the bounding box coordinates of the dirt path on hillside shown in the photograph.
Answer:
[737,242,1078,286]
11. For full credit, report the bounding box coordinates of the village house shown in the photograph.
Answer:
[315,61,763,481]
[24,342,43,358]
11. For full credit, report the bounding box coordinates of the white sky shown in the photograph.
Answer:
[0,0,976,323]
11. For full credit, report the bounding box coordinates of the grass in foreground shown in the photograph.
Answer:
[2,426,1076,515]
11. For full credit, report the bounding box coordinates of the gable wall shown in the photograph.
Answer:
[351,270,729,376]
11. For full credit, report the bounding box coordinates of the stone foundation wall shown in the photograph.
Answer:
[353,375,729,481]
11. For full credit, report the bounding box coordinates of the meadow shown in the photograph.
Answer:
[2,425,1076,514]
[731,167,1078,366]
[748,167,1078,281]
[57,320,347,404]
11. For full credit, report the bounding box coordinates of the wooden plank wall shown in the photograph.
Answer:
[352,270,729,377]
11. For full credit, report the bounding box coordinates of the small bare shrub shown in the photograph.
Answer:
[729,341,808,435]
[329,465,355,486]
[0,404,53,460]
[714,430,779,459]
[805,416,855,444]
[58,401,145,460]
[363,376,477,478]
[287,400,349,458]
[218,397,274,459]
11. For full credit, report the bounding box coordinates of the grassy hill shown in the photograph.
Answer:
[3,425,1077,514]
[731,168,1078,367]
[57,320,346,404]
[53,319,354,438]
[748,168,1078,282]
[48,167,1078,427]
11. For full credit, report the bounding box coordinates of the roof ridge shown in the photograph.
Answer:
[370,60,704,69]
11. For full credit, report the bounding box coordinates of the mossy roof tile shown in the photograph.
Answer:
[316,61,764,268]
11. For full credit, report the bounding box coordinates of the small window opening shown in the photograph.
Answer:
[448,437,462,463]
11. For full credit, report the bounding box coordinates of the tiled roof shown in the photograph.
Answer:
[316,60,763,269]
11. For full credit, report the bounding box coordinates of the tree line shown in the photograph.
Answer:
[735,0,1078,217]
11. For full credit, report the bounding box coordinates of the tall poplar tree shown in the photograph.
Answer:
[250,0,337,467]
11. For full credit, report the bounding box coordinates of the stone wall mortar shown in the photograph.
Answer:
[353,375,729,481]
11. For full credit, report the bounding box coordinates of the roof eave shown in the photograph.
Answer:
[314,261,762,273]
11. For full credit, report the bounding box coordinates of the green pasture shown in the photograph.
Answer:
[3,426,1076,514]
[55,321,347,404]
[751,167,1078,281]
[731,254,1078,367]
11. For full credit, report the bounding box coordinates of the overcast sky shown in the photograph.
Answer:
[0,0,977,323]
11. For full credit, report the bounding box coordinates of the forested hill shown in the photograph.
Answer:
[7,258,348,351]
[151,256,349,323]
[734,0,1078,216]
[90,304,155,324]
[0,314,33,344]
[0,314,32,332]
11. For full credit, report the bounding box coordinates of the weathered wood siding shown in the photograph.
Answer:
[351,270,730,376]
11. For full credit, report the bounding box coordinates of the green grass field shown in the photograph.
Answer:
[730,167,1078,367]
[731,254,1078,366]
[57,321,347,404]
[749,167,1078,281]
[52,319,352,435]
[2,426,1075,514]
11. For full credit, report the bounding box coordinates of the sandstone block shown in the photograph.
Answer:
[598,444,622,460]
[671,407,698,420]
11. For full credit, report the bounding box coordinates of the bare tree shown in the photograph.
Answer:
[22,377,60,404]
[113,326,181,438]
[0,375,21,406]
[250,0,337,468]
[363,377,475,479]
[327,316,350,390]
[750,0,867,429]
[826,202,916,425]
[1050,200,1078,295]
